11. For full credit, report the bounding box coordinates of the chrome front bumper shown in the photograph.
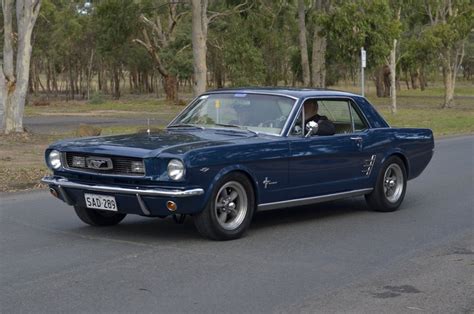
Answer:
[41,176,205,197]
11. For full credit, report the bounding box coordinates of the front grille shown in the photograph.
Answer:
[64,152,145,176]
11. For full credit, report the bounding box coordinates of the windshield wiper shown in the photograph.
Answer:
[167,123,204,129]
[213,123,258,135]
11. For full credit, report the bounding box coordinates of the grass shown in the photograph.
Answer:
[25,98,185,118]
[378,108,474,136]
[2,82,473,192]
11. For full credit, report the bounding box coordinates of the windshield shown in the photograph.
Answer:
[170,93,296,135]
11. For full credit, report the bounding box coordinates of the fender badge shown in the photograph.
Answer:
[200,167,210,173]
[262,177,278,189]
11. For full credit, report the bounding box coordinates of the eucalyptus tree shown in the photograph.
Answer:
[95,0,141,99]
[133,1,190,102]
[387,1,401,113]
[323,0,400,97]
[191,0,208,96]
[297,0,310,86]
[311,0,330,88]
[1,0,41,134]
[191,0,251,96]
[421,0,473,108]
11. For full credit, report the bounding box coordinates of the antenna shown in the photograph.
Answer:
[147,119,150,135]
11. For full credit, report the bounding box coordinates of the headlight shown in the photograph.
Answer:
[48,150,62,169]
[167,159,185,181]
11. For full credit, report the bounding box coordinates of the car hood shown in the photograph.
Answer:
[50,129,258,158]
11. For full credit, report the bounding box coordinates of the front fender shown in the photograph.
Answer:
[202,164,260,207]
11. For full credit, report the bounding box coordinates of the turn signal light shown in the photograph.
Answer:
[166,201,177,211]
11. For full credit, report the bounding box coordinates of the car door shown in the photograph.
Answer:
[287,98,372,200]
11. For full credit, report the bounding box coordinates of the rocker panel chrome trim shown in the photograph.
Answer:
[258,188,373,211]
[41,176,204,197]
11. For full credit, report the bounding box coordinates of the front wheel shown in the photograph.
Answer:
[74,206,127,226]
[365,156,407,212]
[193,173,255,240]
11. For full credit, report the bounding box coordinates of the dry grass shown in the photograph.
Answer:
[0,133,51,192]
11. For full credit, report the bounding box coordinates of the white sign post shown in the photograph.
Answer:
[361,47,366,97]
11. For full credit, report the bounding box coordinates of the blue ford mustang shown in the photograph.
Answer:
[42,88,434,240]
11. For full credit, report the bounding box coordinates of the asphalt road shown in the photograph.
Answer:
[1,136,473,313]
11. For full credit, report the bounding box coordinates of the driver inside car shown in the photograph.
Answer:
[303,99,336,136]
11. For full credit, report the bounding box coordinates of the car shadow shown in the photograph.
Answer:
[70,196,370,242]
[252,196,369,230]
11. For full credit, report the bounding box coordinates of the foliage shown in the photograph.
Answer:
[322,0,401,69]
[88,91,105,105]
[95,1,140,60]
[7,0,474,101]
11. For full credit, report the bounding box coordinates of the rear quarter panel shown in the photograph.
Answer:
[364,127,434,182]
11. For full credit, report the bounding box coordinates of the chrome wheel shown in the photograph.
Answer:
[214,181,248,231]
[383,163,404,203]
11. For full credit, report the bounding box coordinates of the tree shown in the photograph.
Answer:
[422,0,473,108]
[134,2,188,102]
[388,2,401,114]
[297,0,310,86]
[191,0,251,96]
[191,0,208,96]
[323,0,400,97]
[95,0,140,99]
[311,0,330,88]
[1,0,41,134]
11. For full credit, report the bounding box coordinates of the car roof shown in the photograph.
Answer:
[205,87,360,99]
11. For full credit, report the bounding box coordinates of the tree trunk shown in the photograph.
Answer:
[163,74,178,103]
[311,0,328,88]
[410,70,420,89]
[86,49,94,100]
[442,63,455,108]
[389,38,397,114]
[2,0,16,133]
[419,69,427,91]
[311,24,326,88]
[113,67,121,99]
[191,0,208,96]
[297,0,310,86]
[0,73,5,130]
[69,62,75,100]
[2,0,41,134]
[441,41,465,109]
[374,66,385,97]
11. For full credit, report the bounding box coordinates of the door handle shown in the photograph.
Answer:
[350,136,363,141]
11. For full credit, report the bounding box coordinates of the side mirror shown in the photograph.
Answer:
[305,121,319,138]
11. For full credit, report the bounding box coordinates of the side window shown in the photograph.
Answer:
[317,100,352,134]
[291,98,369,137]
[350,104,368,131]
[317,100,351,124]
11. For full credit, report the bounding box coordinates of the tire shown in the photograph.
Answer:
[74,206,127,226]
[365,156,407,212]
[193,172,255,240]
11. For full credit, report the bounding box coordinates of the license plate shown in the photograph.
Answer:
[84,193,117,211]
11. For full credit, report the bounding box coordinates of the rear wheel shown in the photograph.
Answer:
[365,156,407,212]
[193,172,255,240]
[74,206,126,226]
